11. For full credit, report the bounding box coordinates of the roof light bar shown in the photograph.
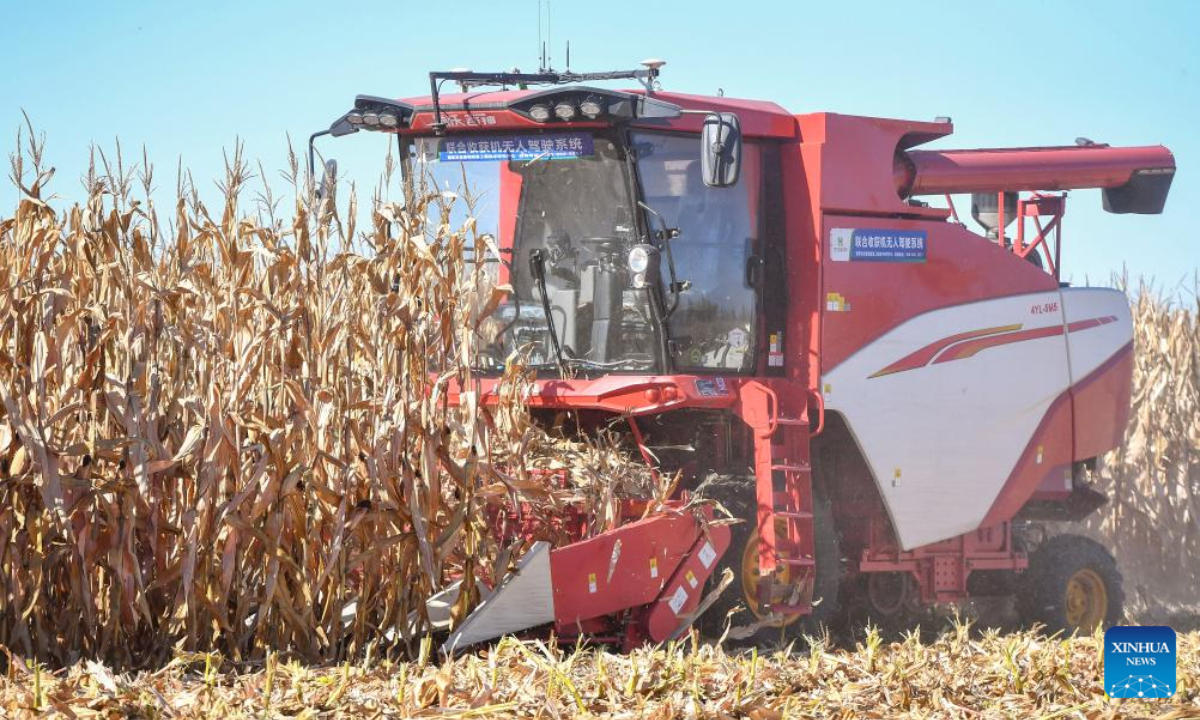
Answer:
[326,95,415,137]
[508,86,681,124]
[579,96,604,119]
[426,64,667,132]
[553,101,578,121]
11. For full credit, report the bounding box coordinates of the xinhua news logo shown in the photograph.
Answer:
[1104,626,1176,698]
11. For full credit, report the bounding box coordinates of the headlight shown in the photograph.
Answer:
[529,104,552,122]
[340,96,415,133]
[628,246,651,274]
[628,245,660,289]
[580,97,604,119]
[554,102,577,121]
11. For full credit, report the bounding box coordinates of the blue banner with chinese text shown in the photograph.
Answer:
[438,133,593,162]
[848,229,927,262]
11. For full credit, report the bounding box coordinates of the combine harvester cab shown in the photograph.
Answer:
[312,61,1174,649]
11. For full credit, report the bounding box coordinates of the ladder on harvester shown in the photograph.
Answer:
[739,381,817,616]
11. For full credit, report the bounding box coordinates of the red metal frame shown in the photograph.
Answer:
[1015,193,1066,279]
[626,417,661,486]
[944,194,964,225]
[859,518,1027,603]
[447,374,739,416]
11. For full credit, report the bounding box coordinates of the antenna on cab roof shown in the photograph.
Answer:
[537,0,553,72]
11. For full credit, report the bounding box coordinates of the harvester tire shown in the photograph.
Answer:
[833,571,930,643]
[1016,534,1124,635]
[693,473,842,645]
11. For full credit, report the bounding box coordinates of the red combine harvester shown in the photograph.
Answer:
[312,60,1175,651]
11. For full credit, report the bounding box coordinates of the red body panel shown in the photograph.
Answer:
[819,217,1056,373]
[643,524,731,643]
[548,509,730,643]
[550,512,697,629]
[796,113,952,218]
[982,343,1134,527]
[1071,343,1135,461]
[984,385,1078,526]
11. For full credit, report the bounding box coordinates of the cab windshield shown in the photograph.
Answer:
[405,131,661,374]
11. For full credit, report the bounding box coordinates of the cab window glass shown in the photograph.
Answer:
[634,132,761,372]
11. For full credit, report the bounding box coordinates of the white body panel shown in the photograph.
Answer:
[824,288,1132,549]
[824,291,1070,549]
[1061,288,1135,382]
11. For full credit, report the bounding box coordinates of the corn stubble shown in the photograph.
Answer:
[0,624,1196,718]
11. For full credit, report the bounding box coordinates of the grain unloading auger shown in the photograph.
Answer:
[313,60,1175,649]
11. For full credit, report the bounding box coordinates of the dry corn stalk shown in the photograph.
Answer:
[1085,277,1200,610]
[0,131,649,668]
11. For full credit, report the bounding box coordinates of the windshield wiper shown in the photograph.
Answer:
[563,357,647,372]
[522,151,551,168]
[528,249,567,372]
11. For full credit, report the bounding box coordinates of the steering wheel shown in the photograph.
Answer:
[581,236,624,252]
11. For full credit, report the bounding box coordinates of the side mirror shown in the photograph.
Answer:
[700,112,742,187]
[318,158,337,203]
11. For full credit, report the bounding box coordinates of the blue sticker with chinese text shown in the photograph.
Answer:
[438,133,593,162]
[830,228,927,263]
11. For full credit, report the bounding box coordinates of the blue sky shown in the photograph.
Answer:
[1,0,1195,287]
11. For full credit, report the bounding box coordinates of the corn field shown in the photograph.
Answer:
[1086,279,1200,611]
[0,130,1198,719]
[0,131,656,669]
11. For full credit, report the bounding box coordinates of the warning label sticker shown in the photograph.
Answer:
[826,292,851,312]
[668,586,688,614]
[698,543,717,569]
[694,377,729,397]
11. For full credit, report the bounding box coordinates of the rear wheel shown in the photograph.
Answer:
[834,571,929,641]
[1016,534,1124,634]
[695,473,841,644]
